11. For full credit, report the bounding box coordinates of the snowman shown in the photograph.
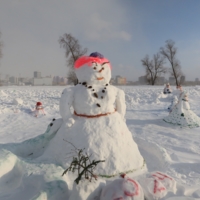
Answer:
[166,85,182,111]
[167,96,178,112]
[163,83,172,94]
[164,91,200,128]
[39,52,145,177]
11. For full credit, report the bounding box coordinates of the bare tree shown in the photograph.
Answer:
[160,40,183,86]
[59,33,87,85]
[141,53,167,85]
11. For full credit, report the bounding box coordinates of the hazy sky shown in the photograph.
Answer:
[0,0,200,81]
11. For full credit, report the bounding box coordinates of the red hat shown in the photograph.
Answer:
[36,102,42,106]
[74,53,111,69]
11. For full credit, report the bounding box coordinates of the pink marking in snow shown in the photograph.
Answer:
[120,173,126,178]
[152,172,173,181]
[74,56,111,69]
[124,178,139,197]
[153,179,166,194]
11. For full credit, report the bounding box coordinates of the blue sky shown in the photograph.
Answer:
[0,0,200,81]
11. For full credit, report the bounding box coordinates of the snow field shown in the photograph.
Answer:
[0,85,200,199]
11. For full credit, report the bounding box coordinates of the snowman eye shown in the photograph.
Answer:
[93,67,96,70]
[101,62,109,66]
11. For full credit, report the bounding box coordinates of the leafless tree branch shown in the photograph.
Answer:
[141,53,167,85]
[160,40,183,86]
[59,33,87,85]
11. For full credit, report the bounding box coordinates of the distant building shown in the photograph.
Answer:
[5,74,10,81]
[53,76,67,85]
[32,77,53,86]
[195,78,199,82]
[180,76,185,84]
[18,77,27,83]
[110,78,115,84]
[138,76,148,84]
[34,71,41,78]
[115,75,126,85]
[155,77,165,85]
[60,77,67,85]
[169,77,176,85]
[9,76,18,85]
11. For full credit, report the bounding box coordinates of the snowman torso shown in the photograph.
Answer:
[73,84,117,115]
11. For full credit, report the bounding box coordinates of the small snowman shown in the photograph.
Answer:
[163,83,172,94]
[164,91,200,128]
[34,101,46,117]
[40,52,145,177]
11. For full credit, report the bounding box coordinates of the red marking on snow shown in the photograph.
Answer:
[124,178,139,197]
[74,56,111,69]
[153,179,166,194]
[152,172,173,181]
[120,173,126,178]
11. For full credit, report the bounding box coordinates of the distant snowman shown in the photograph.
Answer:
[164,91,200,128]
[167,85,182,112]
[163,83,172,94]
[40,52,145,177]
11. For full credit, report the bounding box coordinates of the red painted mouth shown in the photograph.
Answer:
[97,77,104,80]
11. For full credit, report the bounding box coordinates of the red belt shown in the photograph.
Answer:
[74,109,116,118]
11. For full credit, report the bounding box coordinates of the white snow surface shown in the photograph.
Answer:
[1,85,200,199]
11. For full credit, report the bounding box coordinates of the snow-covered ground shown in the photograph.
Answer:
[1,85,200,200]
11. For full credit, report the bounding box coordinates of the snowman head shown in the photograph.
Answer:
[74,52,111,85]
[180,91,188,99]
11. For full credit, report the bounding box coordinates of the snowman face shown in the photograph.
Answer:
[75,61,111,85]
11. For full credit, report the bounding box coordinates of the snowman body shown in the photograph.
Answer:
[73,84,117,116]
[40,53,145,176]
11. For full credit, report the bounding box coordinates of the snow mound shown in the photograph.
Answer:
[0,150,23,196]
[139,171,176,199]
[69,179,106,200]
[0,90,7,97]
[100,175,144,200]
[13,98,23,105]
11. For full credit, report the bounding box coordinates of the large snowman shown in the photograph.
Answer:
[40,52,145,177]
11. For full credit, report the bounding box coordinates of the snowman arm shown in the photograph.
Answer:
[116,89,126,120]
[59,88,74,122]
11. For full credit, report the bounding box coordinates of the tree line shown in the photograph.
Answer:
[59,34,183,86]
[0,30,183,87]
[141,40,183,86]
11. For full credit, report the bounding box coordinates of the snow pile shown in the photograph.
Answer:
[0,90,7,97]
[139,171,176,199]
[12,98,23,105]
[100,174,144,200]
[69,179,106,200]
